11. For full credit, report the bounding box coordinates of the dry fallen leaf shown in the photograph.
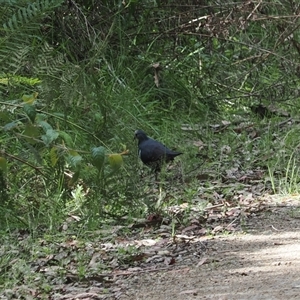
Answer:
[196,257,208,267]
[164,257,176,265]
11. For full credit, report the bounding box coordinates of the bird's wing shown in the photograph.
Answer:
[139,140,167,163]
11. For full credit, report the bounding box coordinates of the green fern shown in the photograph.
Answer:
[0,0,66,86]
[3,0,64,31]
[33,42,65,76]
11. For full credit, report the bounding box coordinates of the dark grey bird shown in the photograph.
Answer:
[134,129,183,173]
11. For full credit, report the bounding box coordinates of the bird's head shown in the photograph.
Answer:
[134,129,148,143]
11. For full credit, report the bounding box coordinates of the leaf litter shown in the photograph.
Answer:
[2,116,300,299]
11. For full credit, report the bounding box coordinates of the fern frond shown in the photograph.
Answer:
[33,42,66,76]
[3,0,64,31]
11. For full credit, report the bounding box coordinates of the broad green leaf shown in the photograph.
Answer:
[69,150,79,156]
[59,131,73,147]
[23,104,37,123]
[108,153,123,171]
[120,143,127,152]
[35,113,47,122]
[22,92,38,104]
[24,123,40,144]
[68,153,82,168]
[50,147,58,167]
[37,120,53,132]
[91,146,105,171]
[4,121,19,131]
[0,157,7,173]
[41,129,59,146]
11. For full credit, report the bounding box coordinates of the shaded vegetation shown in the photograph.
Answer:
[1,0,299,227]
[0,0,300,295]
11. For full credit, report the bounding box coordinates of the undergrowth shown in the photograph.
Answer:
[0,0,299,235]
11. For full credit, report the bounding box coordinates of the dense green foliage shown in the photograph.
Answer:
[0,0,299,231]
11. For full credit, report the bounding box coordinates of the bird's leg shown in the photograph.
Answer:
[154,171,159,182]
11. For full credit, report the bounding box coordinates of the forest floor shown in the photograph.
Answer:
[124,200,300,300]
[1,196,300,300]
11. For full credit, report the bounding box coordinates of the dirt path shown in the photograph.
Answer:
[124,205,300,300]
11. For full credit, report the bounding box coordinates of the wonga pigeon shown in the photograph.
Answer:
[134,129,183,172]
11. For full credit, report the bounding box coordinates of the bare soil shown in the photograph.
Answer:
[124,204,300,300]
